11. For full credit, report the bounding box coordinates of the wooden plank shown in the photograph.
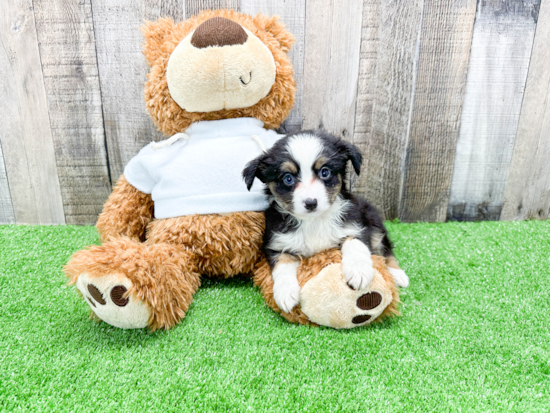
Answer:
[144,0,185,21]
[399,0,476,222]
[0,0,65,224]
[301,0,363,139]
[352,0,423,219]
[352,0,380,160]
[186,0,240,18]
[241,0,305,133]
[0,37,22,225]
[502,0,550,220]
[448,0,539,222]
[92,0,185,181]
[32,0,112,225]
[0,142,15,224]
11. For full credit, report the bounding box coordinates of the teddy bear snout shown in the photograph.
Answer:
[191,17,248,49]
[166,16,277,112]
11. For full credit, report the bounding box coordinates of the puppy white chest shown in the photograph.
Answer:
[270,218,362,257]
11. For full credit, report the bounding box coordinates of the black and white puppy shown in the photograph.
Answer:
[243,131,409,312]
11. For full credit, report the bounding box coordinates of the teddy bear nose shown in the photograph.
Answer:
[191,17,248,49]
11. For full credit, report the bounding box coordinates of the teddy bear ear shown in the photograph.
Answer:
[141,18,177,66]
[258,15,295,53]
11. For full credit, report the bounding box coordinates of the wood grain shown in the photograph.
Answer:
[352,0,423,219]
[0,31,20,225]
[241,0,305,133]
[399,0,477,222]
[92,0,184,181]
[0,142,15,224]
[0,0,65,224]
[33,0,112,225]
[185,0,240,18]
[448,0,539,222]
[352,0,380,155]
[301,0,363,140]
[2,0,549,224]
[502,0,550,220]
[144,0,185,21]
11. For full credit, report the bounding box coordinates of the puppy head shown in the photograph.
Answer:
[243,131,362,219]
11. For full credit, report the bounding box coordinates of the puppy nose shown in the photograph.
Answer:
[304,198,318,211]
[191,17,248,49]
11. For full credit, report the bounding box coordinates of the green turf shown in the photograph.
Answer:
[0,221,549,412]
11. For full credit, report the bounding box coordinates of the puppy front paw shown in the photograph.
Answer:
[272,258,301,313]
[388,267,410,288]
[342,239,374,290]
[273,278,301,313]
[342,260,374,290]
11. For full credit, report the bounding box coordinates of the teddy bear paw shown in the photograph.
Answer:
[75,273,150,329]
[299,263,392,329]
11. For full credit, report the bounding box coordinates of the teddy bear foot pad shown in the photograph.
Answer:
[299,263,393,329]
[76,273,150,329]
[352,291,383,323]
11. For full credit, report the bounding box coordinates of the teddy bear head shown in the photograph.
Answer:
[142,10,297,135]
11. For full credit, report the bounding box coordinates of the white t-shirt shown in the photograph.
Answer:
[124,118,283,219]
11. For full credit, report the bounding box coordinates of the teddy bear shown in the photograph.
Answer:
[65,9,400,330]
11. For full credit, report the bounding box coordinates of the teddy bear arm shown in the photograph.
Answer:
[96,175,155,243]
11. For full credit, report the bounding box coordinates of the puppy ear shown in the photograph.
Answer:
[339,140,363,175]
[243,154,268,191]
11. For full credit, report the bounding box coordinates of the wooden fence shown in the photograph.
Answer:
[1,0,549,225]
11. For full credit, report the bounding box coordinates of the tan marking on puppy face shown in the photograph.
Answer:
[268,182,277,192]
[281,161,298,174]
[314,156,329,171]
[268,182,293,211]
[326,173,342,203]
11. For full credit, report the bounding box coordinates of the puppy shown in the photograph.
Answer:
[242,131,409,312]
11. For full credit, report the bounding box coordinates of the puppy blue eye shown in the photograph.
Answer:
[319,167,331,179]
[283,173,295,186]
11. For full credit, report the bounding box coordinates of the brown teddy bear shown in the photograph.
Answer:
[65,10,400,330]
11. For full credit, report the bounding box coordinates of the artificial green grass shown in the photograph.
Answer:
[0,221,549,412]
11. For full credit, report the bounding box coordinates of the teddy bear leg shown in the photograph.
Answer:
[254,251,400,329]
[65,238,201,330]
[298,257,398,329]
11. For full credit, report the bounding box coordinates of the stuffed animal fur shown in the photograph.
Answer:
[65,9,399,330]
[254,250,399,328]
